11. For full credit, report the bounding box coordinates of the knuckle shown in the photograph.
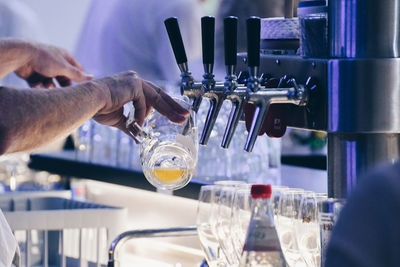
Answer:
[152,92,162,107]
[126,70,138,78]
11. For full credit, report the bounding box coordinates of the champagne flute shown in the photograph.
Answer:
[214,182,249,265]
[216,185,250,265]
[197,185,227,267]
[271,186,289,218]
[296,193,327,267]
[276,189,307,267]
[230,187,252,261]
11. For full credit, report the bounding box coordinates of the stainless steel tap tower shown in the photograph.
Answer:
[165,0,400,198]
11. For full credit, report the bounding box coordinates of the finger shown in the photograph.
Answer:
[142,83,187,123]
[145,106,152,118]
[43,78,56,89]
[31,83,43,89]
[132,91,147,126]
[56,76,72,87]
[64,52,85,72]
[144,80,189,116]
[26,72,46,86]
[62,65,93,83]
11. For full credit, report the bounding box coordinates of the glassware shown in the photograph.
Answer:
[197,185,228,267]
[239,184,286,267]
[276,189,306,267]
[116,130,134,168]
[318,198,345,267]
[75,119,93,162]
[296,193,327,267]
[195,101,232,182]
[230,187,253,261]
[91,121,118,166]
[215,180,246,186]
[127,97,198,190]
[215,184,249,266]
[271,186,289,219]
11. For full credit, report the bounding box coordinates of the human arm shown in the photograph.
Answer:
[0,38,92,87]
[0,71,188,154]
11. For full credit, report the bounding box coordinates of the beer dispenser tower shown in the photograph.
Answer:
[164,0,400,199]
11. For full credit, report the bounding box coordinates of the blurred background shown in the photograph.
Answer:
[0,0,326,193]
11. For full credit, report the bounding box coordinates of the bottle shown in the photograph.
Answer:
[239,184,287,267]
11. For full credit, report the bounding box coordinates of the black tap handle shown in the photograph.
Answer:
[164,17,188,65]
[201,16,215,65]
[224,16,238,66]
[246,17,261,67]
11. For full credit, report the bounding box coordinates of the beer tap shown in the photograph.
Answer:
[221,16,248,149]
[244,17,309,152]
[199,16,225,145]
[164,17,203,112]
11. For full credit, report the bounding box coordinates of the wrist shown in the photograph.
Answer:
[87,79,110,112]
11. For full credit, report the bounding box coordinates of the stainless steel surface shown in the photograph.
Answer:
[328,133,400,198]
[328,58,400,133]
[108,226,197,267]
[178,62,189,73]
[247,66,260,92]
[200,61,225,145]
[220,64,245,149]
[203,64,214,76]
[200,83,225,145]
[237,54,328,131]
[329,0,400,58]
[168,1,400,199]
[179,70,203,113]
[245,82,308,152]
[222,87,247,148]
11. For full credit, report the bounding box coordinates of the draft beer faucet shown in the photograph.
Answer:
[199,16,226,145]
[243,17,309,152]
[221,16,248,149]
[164,17,203,112]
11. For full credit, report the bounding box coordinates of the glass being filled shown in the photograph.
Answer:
[127,97,198,190]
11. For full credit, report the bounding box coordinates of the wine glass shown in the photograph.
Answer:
[230,187,252,261]
[214,180,246,186]
[276,189,307,267]
[271,186,289,218]
[196,185,227,267]
[215,184,250,266]
[296,193,327,267]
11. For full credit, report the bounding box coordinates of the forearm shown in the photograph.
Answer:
[0,38,33,78]
[0,81,107,154]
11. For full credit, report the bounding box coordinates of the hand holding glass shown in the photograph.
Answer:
[126,97,198,190]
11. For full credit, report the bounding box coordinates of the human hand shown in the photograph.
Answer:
[15,41,93,88]
[92,71,189,135]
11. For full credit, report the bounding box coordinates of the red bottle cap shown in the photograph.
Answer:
[251,184,272,199]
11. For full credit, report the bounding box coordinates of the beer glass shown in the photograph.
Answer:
[127,97,198,190]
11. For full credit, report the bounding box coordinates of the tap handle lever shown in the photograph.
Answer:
[246,17,261,68]
[224,16,238,68]
[164,17,188,66]
[201,16,215,67]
